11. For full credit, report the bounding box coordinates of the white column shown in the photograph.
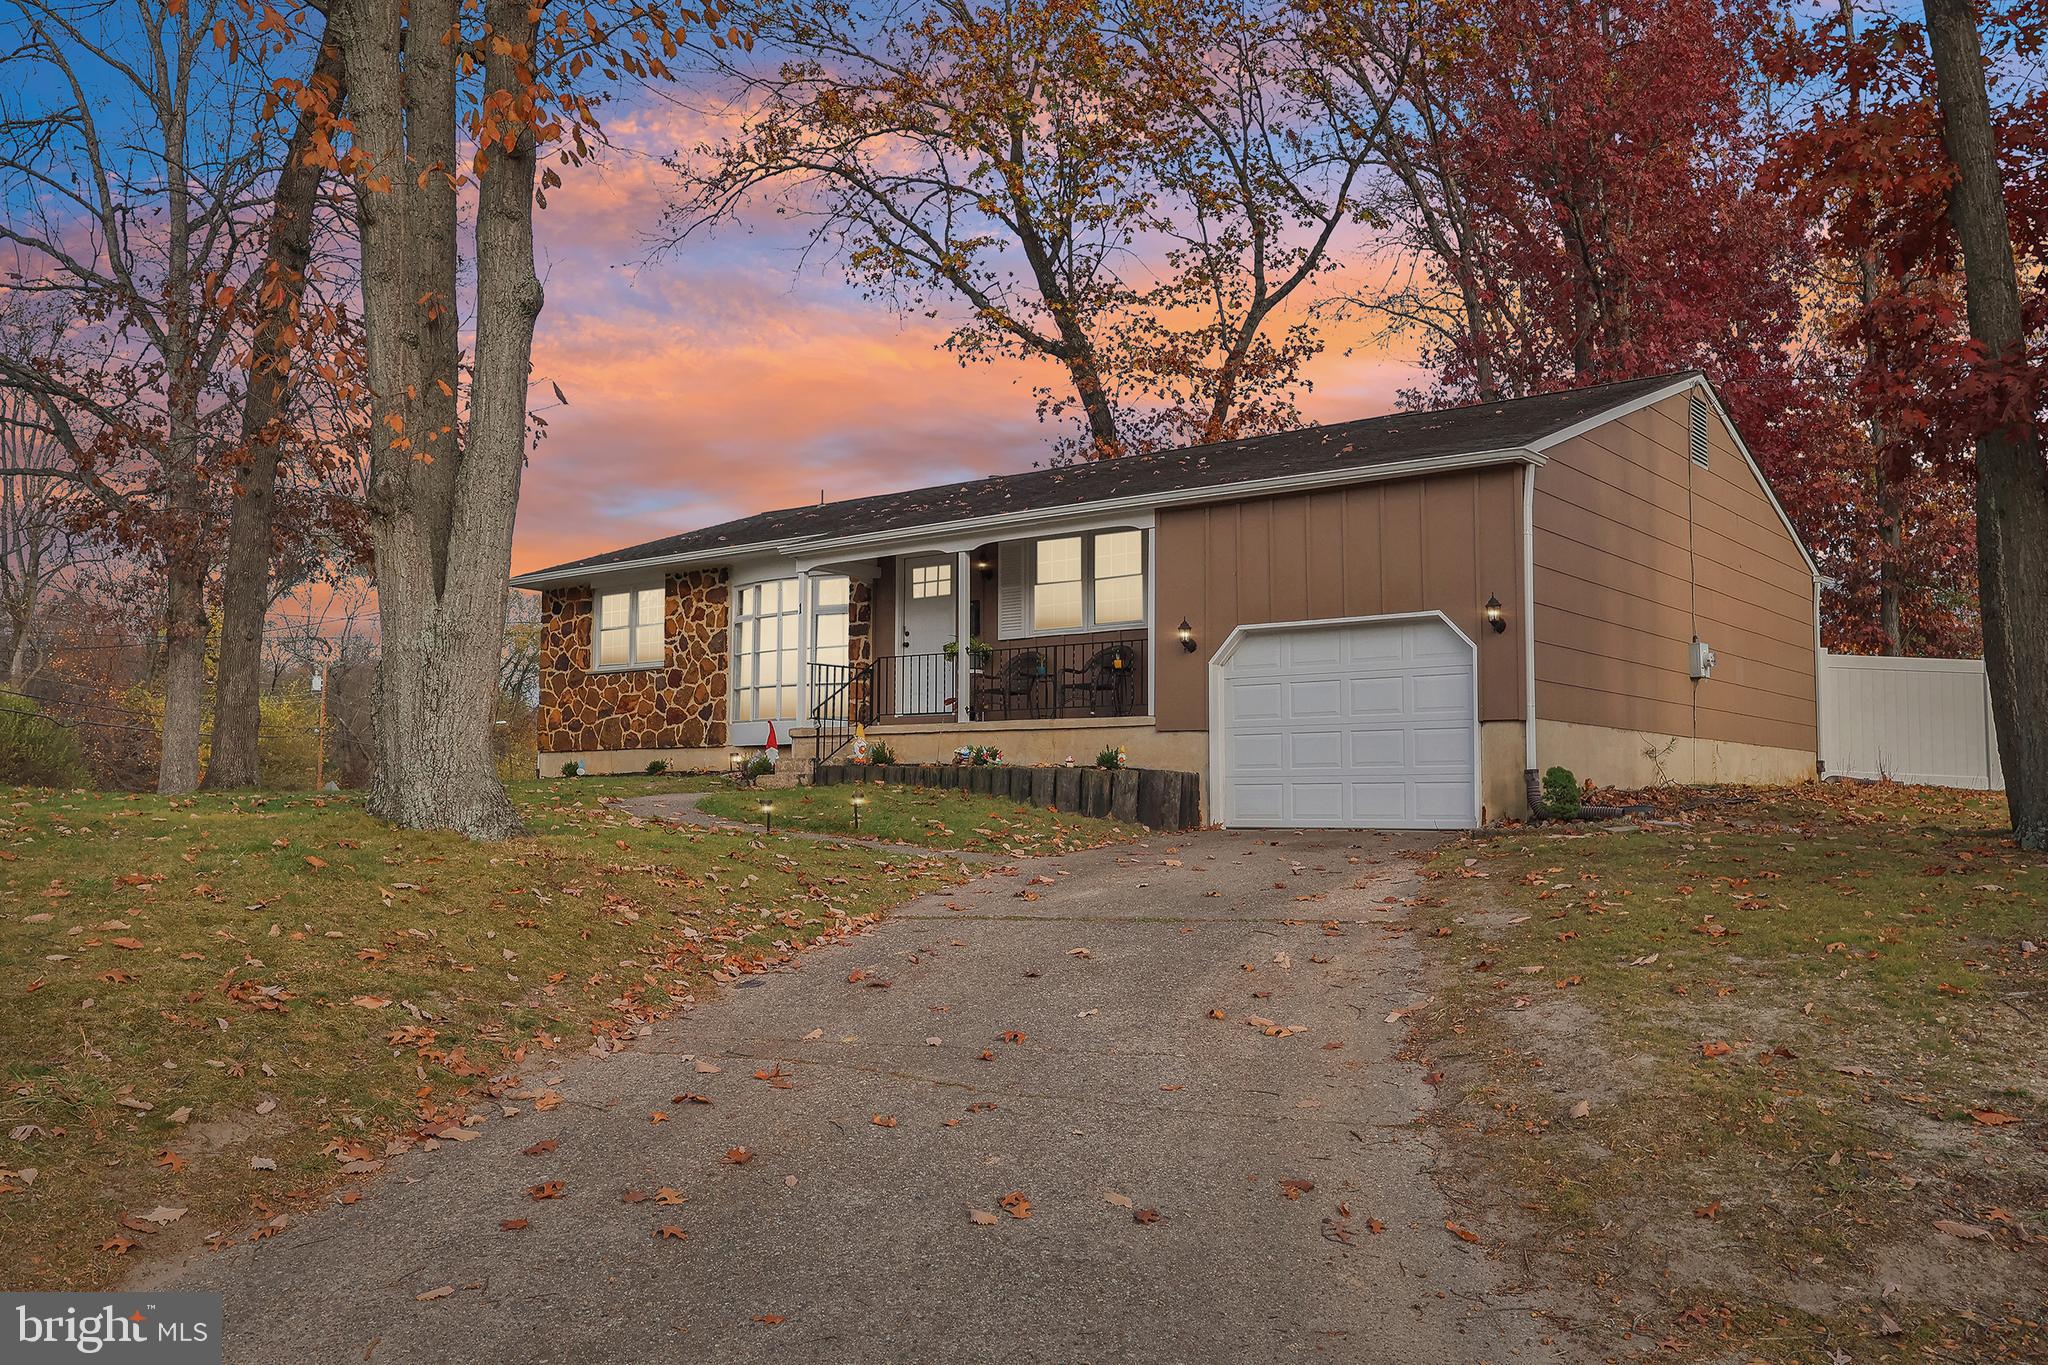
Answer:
[794,570,811,731]
[955,549,972,722]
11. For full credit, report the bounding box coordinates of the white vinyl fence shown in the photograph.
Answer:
[1820,651,2005,790]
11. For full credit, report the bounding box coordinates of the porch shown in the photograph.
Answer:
[789,524,1156,766]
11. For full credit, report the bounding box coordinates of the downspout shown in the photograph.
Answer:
[1521,459,1542,815]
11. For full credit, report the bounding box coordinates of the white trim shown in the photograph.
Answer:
[1524,374,1822,580]
[1521,462,1538,773]
[1205,611,1483,831]
[509,449,1536,589]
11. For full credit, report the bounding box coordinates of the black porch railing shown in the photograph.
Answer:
[809,639,1148,767]
[967,638,1147,723]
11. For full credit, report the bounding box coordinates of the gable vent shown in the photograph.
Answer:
[1688,394,1710,468]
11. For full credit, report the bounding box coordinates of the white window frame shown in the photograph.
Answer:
[591,580,665,672]
[1025,529,1149,636]
[730,575,805,733]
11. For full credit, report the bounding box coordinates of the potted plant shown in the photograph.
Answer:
[942,638,995,665]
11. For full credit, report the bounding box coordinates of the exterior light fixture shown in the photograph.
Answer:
[759,800,774,833]
[1484,594,1505,634]
[850,793,865,832]
[1177,618,1196,653]
[729,750,742,769]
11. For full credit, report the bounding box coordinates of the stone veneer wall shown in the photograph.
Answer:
[538,569,730,753]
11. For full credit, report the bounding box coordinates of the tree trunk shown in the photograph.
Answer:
[158,560,208,793]
[342,0,531,838]
[205,33,345,790]
[1924,0,2048,850]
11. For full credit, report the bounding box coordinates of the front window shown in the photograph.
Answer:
[1031,530,1145,632]
[595,584,664,668]
[810,575,852,721]
[732,577,801,723]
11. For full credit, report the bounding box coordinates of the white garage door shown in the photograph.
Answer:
[1216,615,1477,829]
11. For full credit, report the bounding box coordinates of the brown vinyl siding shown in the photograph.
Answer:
[1532,392,1817,754]
[1153,466,1527,732]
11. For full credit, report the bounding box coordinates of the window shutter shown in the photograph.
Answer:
[997,541,1029,639]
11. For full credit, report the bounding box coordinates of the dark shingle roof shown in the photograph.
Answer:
[516,371,1696,582]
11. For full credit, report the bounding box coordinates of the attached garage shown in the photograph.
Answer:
[1209,614,1480,830]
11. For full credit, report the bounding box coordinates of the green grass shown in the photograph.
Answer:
[1418,783,2046,1361]
[695,782,1134,854]
[0,778,974,1290]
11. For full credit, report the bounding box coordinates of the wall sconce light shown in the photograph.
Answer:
[1177,618,1197,653]
[1484,594,1506,634]
[729,750,742,769]
[973,557,993,577]
[759,799,774,833]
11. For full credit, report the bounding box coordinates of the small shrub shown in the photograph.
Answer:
[0,701,88,788]
[645,759,669,775]
[743,753,777,778]
[561,759,582,778]
[1542,765,1581,818]
[1095,744,1128,770]
[866,741,896,766]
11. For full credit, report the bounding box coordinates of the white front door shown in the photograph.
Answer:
[898,555,957,714]
[1215,615,1479,829]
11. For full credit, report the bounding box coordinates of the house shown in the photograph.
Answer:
[511,371,1823,827]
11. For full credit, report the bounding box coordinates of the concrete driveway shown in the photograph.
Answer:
[153,827,1571,1364]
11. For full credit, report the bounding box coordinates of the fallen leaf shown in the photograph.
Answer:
[1933,1218,1994,1241]
[1133,1208,1160,1224]
[751,1315,784,1326]
[724,1147,753,1165]
[1445,1220,1481,1244]
[415,1286,454,1302]
[527,1181,564,1200]
[655,1225,688,1240]
[967,1208,999,1226]
[1277,1178,1315,1201]
[522,1140,557,1157]
[351,996,392,1010]
[1103,1191,1133,1209]
[1569,1099,1590,1120]
[870,1115,897,1128]
[1970,1109,2019,1126]
[98,1236,137,1256]
[500,1218,529,1231]
[1000,1190,1032,1219]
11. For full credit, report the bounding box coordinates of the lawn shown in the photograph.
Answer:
[1415,783,2046,1362]
[694,781,1134,854]
[0,777,978,1291]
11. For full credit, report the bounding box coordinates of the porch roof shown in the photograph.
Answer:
[512,370,1696,589]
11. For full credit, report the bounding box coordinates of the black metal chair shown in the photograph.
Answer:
[1060,644,1137,715]
[975,650,1047,719]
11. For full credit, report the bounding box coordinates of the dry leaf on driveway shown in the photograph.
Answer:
[1444,1220,1481,1243]
[967,1208,999,1226]
[1102,1191,1133,1209]
[999,1190,1032,1219]
[415,1286,454,1301]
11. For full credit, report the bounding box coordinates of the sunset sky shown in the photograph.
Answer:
[509,100,1426,575]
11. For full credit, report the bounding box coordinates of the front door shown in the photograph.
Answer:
[898,554,957,715]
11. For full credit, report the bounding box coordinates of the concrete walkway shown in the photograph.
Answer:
[616,789,1005,862]
[152,828,1576,1365]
